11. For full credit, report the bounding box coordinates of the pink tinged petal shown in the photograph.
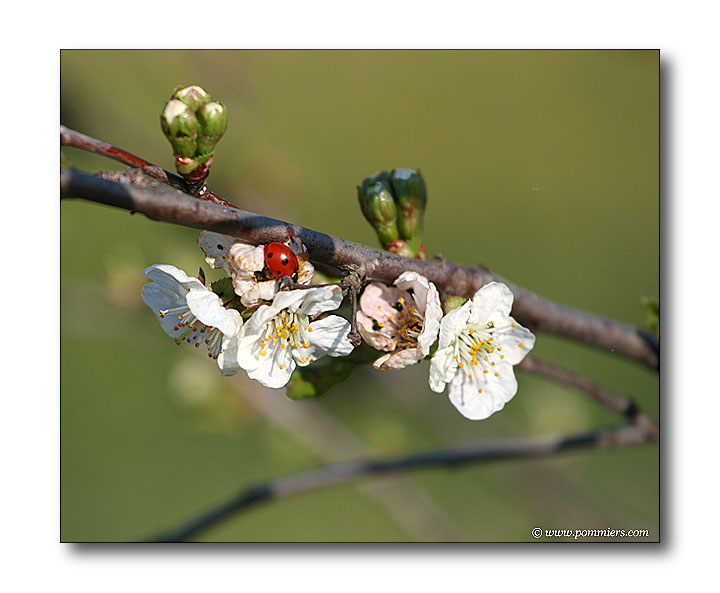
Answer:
[416,282,442,356]
[438,299,472,349]
[308,315,354,357]
[359,283,406,325]
[357,311,398,351]
[298,286,344,317]
[493,319,536,365]
[373,346,423,370]
[447,361,518,420]
[469,282,514,326]
[428,347,458,392]
[197,231,235,270]
[186,290,242,337]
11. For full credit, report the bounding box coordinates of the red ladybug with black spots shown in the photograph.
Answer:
[264,242,299,279]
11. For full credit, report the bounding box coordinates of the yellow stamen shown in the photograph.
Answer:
[477,388,483,394]
[518,343,523,347]
[494,371,499,377]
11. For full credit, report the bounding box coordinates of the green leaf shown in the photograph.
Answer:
[286,358,356,400]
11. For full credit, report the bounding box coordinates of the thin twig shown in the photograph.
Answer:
[60,125,235,208]
[146,424,652,542]
[518,356,659,440]
[60,167,659,369]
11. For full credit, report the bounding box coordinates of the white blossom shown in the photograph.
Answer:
[429,282,535,420]
[141,264,243,376]
[236,285,354,388]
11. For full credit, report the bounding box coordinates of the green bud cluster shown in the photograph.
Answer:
[160,85,228,175]
[357,168,427,257]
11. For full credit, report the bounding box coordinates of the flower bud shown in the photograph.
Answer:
[197,101,228,155]
[172,85,210,112]
[390,168,427,242]
[160,99,199,158]
[358,174,399,246]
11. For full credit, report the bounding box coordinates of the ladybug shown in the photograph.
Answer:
[264,242,299,279]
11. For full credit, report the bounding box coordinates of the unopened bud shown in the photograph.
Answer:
[358,175,399,246]
[172,85,210,112]
[160,99,199,158]
[390,168,427,241]
[197,101,228,155]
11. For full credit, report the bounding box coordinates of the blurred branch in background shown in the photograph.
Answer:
[149,423,652,542]
[59,132,659,370]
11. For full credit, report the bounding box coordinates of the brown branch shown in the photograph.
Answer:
[146,424,652,542]
[60,167,658,369]
[518,356,659,440]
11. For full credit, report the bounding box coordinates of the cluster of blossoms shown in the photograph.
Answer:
[142,232,535,420]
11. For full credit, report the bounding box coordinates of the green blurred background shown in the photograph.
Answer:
[60,50,659,542]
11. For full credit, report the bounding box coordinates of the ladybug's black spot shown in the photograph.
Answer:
[281,257,289,265]
[267,252,274,258]
[217,244,224,250]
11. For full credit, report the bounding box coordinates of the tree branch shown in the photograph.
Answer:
[518,356,659,439]
[146,424,652,542]
[60,166,659,369]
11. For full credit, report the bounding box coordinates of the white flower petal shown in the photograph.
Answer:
[447,361,518,420]
[247,345,295,388]
[373,347,423,370]
[416,282,442,356]
[469,282,514,325]
[437,299,472,349]
[142,264,205,293]
[197,231,235,270]
[308,315,354,357]
[186,290,242,337]
[217,335,242,376]
[428,347,458,392]
[298,286,344,317]
[394,271,430,315]
[493,318,536,364]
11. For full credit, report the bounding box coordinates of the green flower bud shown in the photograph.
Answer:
[390,168,427,241]
[197,101,228,155]
[357,176,399,246]
[160,99,199,158]
[172,85,211,112]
